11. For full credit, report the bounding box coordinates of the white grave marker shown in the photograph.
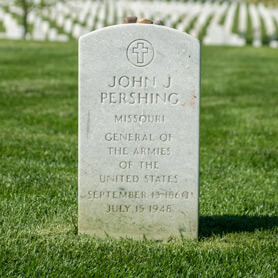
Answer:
[78,24,200,240]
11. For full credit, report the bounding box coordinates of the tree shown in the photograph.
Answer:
[13,0,51,38]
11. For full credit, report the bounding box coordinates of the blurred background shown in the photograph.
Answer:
[0,0,278,48]
[0,2,277,276]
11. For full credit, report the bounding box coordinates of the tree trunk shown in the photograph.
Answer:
[23,9,28,39]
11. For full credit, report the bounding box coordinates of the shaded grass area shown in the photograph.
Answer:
[172,15,184,29]
[199,14,213,41]
[260,16,269,45]
[185,15,198,34]
[249,0,278,6]
[40,15,71,40]
[273,16,278,40]
[219,3,230,25]
[232,3,239,34]
[1,6,33,35]
[246,5,253,45]
[0,20,4,32]
[0,40,277,277]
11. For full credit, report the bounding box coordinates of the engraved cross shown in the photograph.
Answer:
[133,42,149,64]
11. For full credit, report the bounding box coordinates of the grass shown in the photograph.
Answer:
[0,20,4,33]
[40,15,70,40]
[232,3,239,34]
[249,0,278,6]
[260,16,269,45]
[1,6,34,35]
[172,15,184,30]
[0,40,277,277]
[246,5,253,45]
[199,14,213,41]
[274,17,278,40]
[219,2,229,26]
[185,15,198,34]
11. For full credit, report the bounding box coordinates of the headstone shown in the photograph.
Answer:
[107,3,115,26]
[32,20,46,41]
[57,14,65,27]
[72,23,82,39]
[50,8,56,21]
[56,34,69,42]
[4,14,24,39]
[28,11,36,24]
[116,5,124,25]
[224,2,237,33]
[249,4,262,47]
[258,3,276,46]
[0,8,4,20]
[41,21,50,34]
[48,28,57,41]
[78,24,200,240]
[203,24,245,46]
[176,4,201,32]
[64,18,73,33]
[190,2,214,38]
[238,3,247,36]
[270,40,278,48]
[86,16,94,29]
[42,8,49,18]
[209,2,229,26]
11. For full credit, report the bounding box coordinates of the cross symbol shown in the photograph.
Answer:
[133,42,149,64]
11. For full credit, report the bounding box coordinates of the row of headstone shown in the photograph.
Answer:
[204,24,245,46]
[30,15,69,41]
[270,7,278,48]
[238,3,247,36]
[258,3,278,48]
[0,0,277,47]
[203,1,244,46]
[190,1,215,38]
[249,4,262,47]
[1,13,24,39]
[224,2,237,34]
[176,3,202,32]
[0,5,69,41]
[0,8,4,39]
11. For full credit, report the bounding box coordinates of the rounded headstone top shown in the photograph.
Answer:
[79,23,200,45]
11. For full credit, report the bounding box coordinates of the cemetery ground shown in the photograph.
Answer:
[0,39,277,277]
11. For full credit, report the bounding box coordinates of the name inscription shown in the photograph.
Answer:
[108,76,171,88]
[92,74,190,214]
[101,75,179,105]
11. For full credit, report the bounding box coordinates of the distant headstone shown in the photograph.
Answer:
[64,18,73,33]
[48,28,57,41]
[57,14,65,27]
[72,24,82,39]
[204,24,245,46]
[78,24,200,240]
[4,14,24,39]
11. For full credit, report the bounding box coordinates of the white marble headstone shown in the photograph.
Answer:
[78,24,200,240]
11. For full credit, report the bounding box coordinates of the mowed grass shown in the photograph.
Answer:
[0,39,277,277]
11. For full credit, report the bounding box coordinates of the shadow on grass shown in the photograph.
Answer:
[199,215,278,238]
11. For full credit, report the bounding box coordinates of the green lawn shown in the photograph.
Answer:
[0,40,277,277]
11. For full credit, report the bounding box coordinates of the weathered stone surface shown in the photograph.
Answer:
[79,24,200,240]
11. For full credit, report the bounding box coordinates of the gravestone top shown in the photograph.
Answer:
[78,24,200,240]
